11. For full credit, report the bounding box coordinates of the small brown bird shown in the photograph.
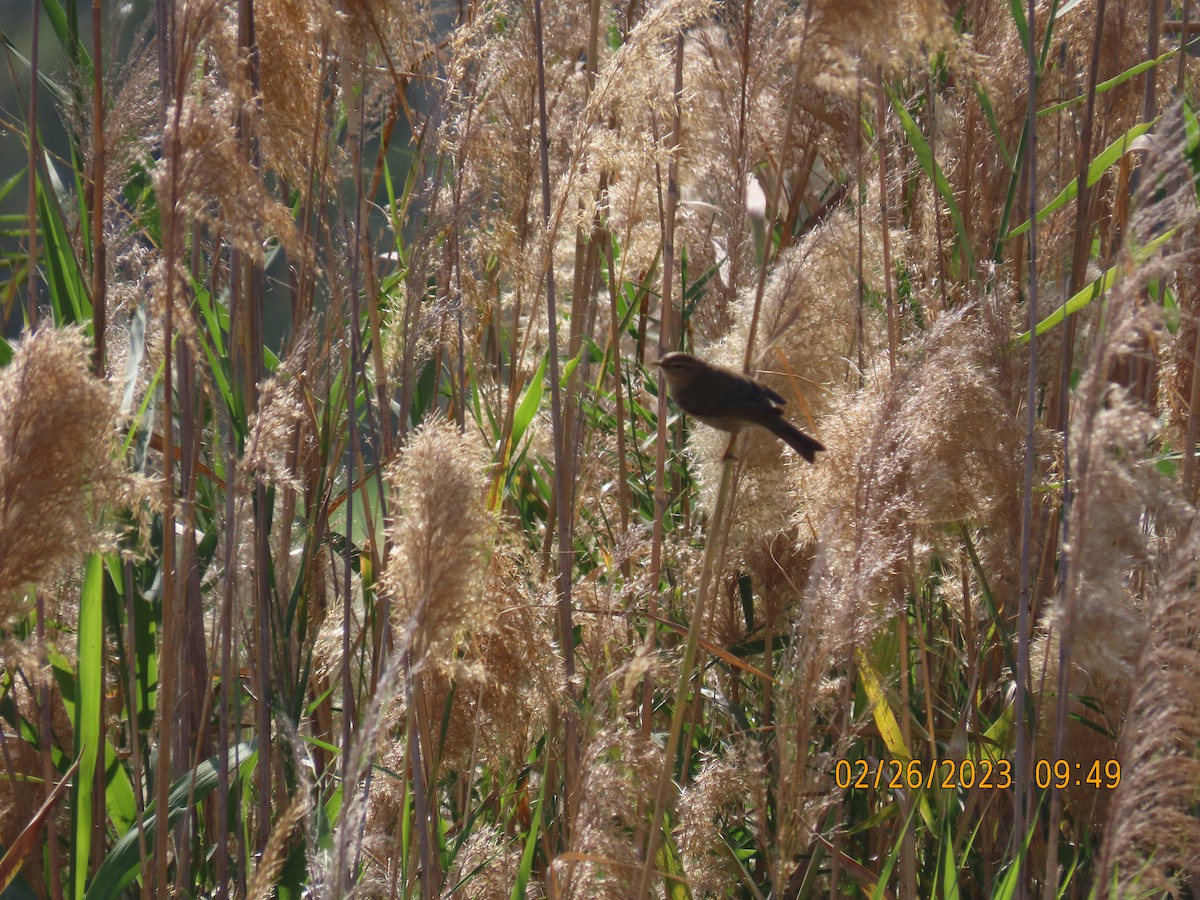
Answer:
[656,351,824,462]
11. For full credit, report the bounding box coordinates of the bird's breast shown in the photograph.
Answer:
[690,414,745,433]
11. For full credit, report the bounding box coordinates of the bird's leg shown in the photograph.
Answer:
[722,433,739,461]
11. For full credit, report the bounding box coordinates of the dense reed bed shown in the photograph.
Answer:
[1,0,1199,896]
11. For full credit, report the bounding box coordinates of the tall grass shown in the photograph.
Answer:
[1,0,1199,897]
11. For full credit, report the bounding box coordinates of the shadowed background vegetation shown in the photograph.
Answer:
[1,0,1199,897]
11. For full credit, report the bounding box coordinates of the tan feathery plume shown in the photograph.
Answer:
[246,794,308,900]
[0,329,120,605]
[1098,536,1200,895]
[383,419,496,669]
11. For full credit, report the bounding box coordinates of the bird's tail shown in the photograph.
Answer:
[766,418,825,462]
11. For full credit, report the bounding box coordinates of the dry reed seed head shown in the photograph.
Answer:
[246,793,308,900]
[875,311,1022,527]
[155,90,300,261]
[406,546,556,771]
[104,243,160,341]
[335,0,436,84]
[740,208,883,413]
[625,7,863,321]
[576,0,717,151]
[789,307,1022,656]
[574,570,679,718]
[601,171,674,294]
[453,0,715,300]
[382,419,496,669]
[1055,395,1187,681]
[1100,553,1200,896]
[70,32,158,218]
[712,531,815,649]
[239,0,340,189]
[902,1,1150,281]
[677,743,768,897]
[379,273,453,389]
[554,726,664,900]
[1029,626,1127,833]
[242,362,309,491]
[1164,256,1200,441]
[956,0,1031,139]
[1054,0,1149,108]
[805,0,957,93]
[0,329,122,604]
[669,22,789,316]
[441,824,533,900]
[1049,108,1199,659]
[1161,166,1200,428]
[571,0,718,175]
[310,553,366,687]
[101,49,160,195]
[773,645,857,865]
[440,3,578,249]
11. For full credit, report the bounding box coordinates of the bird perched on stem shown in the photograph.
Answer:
[656,351,824,462]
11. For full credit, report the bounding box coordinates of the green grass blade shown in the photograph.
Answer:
[973,79,1015,171]
[870,801,920,900]
[1039,50,1176,117]
[510,771,547,900]
[1007,0,1030,60]
[70,553,103,899]
[35,164,90,327]
[511,352,548,456]
[887,87,976,275]
[1015,227,1176,342]
[83,743,258,900]
[1004,123,1153,241]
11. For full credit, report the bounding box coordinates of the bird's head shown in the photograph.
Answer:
[655,352,707,391]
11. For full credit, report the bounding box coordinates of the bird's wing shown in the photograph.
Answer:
[754,381,787,405]
[676,386,732,418]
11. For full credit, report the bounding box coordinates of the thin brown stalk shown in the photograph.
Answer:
[896,581,916,900]
[1044,5,1108,895]
[638,451,737,899]
[406,665,438,896]
[90,0,106,376]
[122,560,150,900]
[603,239,632,565]
[1014,0,1042,888]
[1185,305,1200,503]
[23,8,60,899]
[216,260,249,899]
[855,77,866,382]
[1178,1,1191,91]
[154,16,185,889]
[238,0,272,855]
[1049,3,1107,435]
[175,313,206,882]
[25,0,38,329]
[643,31,685,754]
[876,73,897,373]
[1144,0,1161,120]
[927,73,949,312]
[914,600,937,763]
[532,0,579,837]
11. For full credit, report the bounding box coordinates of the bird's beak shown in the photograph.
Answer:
[653,358,664,367]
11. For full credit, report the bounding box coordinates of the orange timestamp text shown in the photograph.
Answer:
[834,758,1012,791]
[834,757,1123,792]
[1033,758,1120,789]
